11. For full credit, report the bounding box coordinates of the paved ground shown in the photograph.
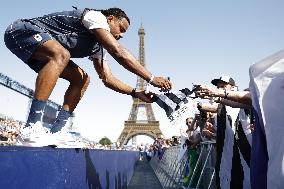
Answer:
[128,159,163,189]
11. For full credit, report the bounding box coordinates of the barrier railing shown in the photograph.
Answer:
[150,146,187,188]
[187,141,216,189]
[150,141,216,189]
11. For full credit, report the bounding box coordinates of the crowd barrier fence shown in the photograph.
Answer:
[150,141,216,189]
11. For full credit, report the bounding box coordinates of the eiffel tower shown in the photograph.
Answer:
[117,25,163,146]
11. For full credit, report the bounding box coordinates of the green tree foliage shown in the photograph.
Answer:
[99,136,112,146]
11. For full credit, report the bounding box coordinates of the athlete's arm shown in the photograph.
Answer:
[93,58,154,103]
[92,29,152,82]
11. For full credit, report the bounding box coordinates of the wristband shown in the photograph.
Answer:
[148,74,155,84]
[130,88,136,98]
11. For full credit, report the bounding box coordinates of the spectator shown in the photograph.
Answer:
[146,145,154,162]
[183,115,201,188]
[195,75,251,189]
[138,143,144,160]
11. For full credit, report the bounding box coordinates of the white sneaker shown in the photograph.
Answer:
[50,130,86,148]
[18,121,54,147]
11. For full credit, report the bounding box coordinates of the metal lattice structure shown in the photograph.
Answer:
[0,72,60,110]
[0,72,75,124]
[117,25,163,146]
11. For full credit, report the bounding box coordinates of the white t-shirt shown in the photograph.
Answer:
[82,10,110,60]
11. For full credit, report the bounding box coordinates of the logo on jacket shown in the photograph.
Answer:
[34,34,42,42]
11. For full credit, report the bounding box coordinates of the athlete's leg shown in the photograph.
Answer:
[24,40,70,127]
[4,21,69,127]
[59,61,90,112]
[31,40,71,101]
[50,61,90,133]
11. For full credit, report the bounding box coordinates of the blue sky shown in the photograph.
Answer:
[1,0,284,142]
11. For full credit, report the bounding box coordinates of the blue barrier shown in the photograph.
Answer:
[0,146,139,189]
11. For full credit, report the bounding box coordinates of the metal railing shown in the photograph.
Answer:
[187,141,216,189]
[150,141,216,189]
[150,146,186,188]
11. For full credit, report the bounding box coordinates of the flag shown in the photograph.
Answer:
[153,88,196,126]
[215,104,251,189]
[249,49,284,189]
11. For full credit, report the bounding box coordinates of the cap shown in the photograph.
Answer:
[211,75,235,86]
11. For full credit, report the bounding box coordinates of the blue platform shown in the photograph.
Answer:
[0,146,138,189]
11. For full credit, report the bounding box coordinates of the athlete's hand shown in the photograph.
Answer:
[135,91,155,103]
[151,76,172,92]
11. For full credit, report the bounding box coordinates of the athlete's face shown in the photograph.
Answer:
[107,16,129,40]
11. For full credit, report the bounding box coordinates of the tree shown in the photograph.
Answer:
[99,136,112,146]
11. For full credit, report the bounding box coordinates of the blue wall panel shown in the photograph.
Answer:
[0,147,138,189]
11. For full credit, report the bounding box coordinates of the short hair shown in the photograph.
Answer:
[101,8,130,25]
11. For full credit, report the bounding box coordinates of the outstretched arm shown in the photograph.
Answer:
[199,103,218,113]
[218,98,251,109]
[221,90,251,105]
[93,58,154,103]
[90,28,172,91]
[195,85,252,106]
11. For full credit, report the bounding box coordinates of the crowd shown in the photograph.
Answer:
[138,135,181,161]
[149,57,281,189]
[152,51,282,189]
[174,75,253,188]
[0,114,23,145]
